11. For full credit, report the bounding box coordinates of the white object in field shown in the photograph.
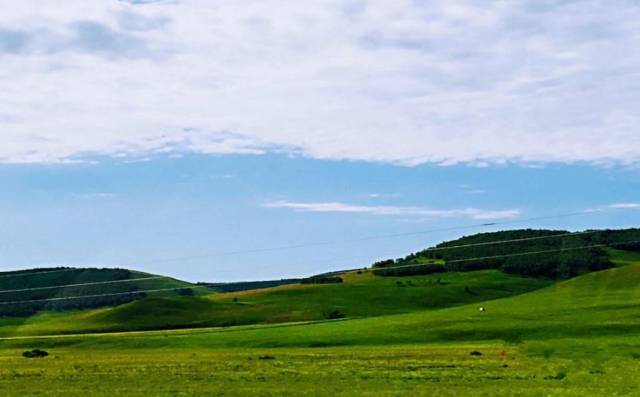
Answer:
[479,307,485,312]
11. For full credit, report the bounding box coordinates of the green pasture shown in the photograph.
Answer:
[1,344,639,397]
[0,248,639,395]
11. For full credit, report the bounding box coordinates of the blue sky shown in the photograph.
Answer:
[1,154,639,281]
[0,1,639,281]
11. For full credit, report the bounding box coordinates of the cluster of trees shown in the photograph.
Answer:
[203,279,302,293]
[372,228,640,279]
[588,228,640,251]
[373,263,446,277]
[371,259,395,268]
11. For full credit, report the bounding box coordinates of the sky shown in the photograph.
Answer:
[0,0,639,281]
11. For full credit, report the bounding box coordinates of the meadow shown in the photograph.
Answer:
[1,241,639,395]
[2,344,639,397]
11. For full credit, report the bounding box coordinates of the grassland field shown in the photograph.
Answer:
[0,248,640,395]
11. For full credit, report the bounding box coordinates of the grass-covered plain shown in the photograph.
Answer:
[1,248,639,395]
[2,344,639,397]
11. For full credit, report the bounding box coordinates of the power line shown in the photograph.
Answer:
[0,286,212,306]
[0,276,164,295]
[314,230,608,275]
[0,228,629,294]
[367,240,640,273]
[0,229,603,292]
[315,229,621,275]
[0,268,86,279]
[116,210,601,268]
[354,210,598,242]
[2,208,602,276]
[1,239,637,307]
[384,230,599,255]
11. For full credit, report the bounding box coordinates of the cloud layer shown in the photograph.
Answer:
[1,0,639,165]
[264,201,520,220]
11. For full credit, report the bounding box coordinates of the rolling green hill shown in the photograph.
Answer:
[1,236,640,396]
[7,246,637,351]
[0,228,638,337]
[0,268,195,317]
[0,269,551,336]
[375,228,640,278]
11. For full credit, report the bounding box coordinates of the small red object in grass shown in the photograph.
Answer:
[500,351,507,357]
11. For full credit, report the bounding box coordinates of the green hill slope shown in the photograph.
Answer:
[0,269,550,336]
[0,268,194,316]
[10,247,636,353]
[187,250,640,350]
[1,243,640,397]
[1,229,638,337]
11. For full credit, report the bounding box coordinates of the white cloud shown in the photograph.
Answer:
[263,200,520,220]
[1,1,639,165]
[609,203,640,209]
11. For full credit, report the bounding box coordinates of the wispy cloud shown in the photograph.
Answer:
[1,1,639,165]
[609,203,640,209]
[263,201,520,220]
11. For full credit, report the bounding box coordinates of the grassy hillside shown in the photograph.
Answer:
[0,269,550,336]
[5,247,637,350]
[0,249,639,396]
[170,252,640,350]
[0,246,638,396]
[1,229,637,337]
[0,268,194,316]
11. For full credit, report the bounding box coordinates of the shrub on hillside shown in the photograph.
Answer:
[176,288,194,296]
[22,349,49,358]
[323,309,345,319]
[301,275,343,284]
